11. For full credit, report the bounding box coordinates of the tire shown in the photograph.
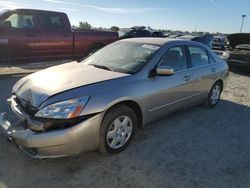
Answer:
[99,105,137,154]
[206,81,222,108]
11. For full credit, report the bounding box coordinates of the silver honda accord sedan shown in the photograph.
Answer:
[0,38,229,158]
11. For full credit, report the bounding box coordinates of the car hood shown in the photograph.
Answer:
[13,62,129,107]
[228,33,250,49]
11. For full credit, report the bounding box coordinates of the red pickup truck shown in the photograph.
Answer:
[0,9,118,64]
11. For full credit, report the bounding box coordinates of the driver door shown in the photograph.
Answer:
[143,46,198,121]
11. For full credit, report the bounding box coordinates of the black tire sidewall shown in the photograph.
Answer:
[99,105,137,153]
[207,82,222,108]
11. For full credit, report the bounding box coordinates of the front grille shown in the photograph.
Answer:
[15,97,37,116]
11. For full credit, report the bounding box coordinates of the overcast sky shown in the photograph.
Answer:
[1,0,249,33]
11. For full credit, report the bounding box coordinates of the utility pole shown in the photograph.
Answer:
[240,15,246,33]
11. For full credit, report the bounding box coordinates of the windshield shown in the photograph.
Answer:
[83,41,160,74]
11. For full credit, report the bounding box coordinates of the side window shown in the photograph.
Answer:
[4,13,35,29]
[188,46,209,67]
[138,30,151,37]
[158,46,188,71]
[209,53,217,63]
[129,31,138,37]
[42,13,64,29]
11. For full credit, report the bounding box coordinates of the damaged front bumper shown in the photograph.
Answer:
[0,98,102,159]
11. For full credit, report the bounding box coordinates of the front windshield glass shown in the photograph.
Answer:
[83,41,160,74]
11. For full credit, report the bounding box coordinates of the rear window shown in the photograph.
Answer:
[188,46,209,67]
[41,13,65,29]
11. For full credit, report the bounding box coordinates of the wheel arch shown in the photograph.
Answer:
[103,100,143,129]
[216,79,224,91]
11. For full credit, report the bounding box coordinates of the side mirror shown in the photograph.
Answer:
[0,21,11,29]
[156,67,175,76]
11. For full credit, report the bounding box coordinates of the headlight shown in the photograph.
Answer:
[222,51,230,59]
[35,96,89,119]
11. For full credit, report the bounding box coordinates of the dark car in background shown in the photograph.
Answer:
[177,34,213,48]
[221,33,250,70]
[118,26,151,39]
[212,36,226,50]
[152,31,164,37]
[166,33,183,39]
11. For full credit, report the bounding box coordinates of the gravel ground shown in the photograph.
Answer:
[0,71,249,188]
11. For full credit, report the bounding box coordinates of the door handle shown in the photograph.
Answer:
[210,68,216,73]
[183,75,191,81]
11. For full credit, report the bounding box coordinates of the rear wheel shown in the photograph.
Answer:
[99,105,137,153]
[206,82,222,108]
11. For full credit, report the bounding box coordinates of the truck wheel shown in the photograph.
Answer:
[99,105,137,154]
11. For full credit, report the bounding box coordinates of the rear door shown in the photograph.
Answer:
[2,10,40,62]
[186,45,217,96]
[39,12,72,59]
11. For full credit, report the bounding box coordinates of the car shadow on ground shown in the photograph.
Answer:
[1,99,250,187]
[230,69,250,77]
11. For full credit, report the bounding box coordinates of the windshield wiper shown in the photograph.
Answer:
[88,64,112,71]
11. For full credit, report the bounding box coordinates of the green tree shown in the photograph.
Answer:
[110,26,119,32]
[78,21,92,29]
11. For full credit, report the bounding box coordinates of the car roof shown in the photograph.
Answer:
[177,35,198,40]
[120,37,201,46]
[6,8,65,15]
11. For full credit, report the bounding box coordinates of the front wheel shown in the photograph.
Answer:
[99,105,137,153]
[206,82,222,108]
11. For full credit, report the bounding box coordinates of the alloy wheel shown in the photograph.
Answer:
[106,116,133,149]
[211,84,221,104]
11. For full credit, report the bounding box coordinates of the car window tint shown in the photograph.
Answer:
[138,30,151,37]
[208,53,216,63]
[188,46,209,67]
[158,46,188,71]
[5,13,35,29]
[129,31,137,37]
[41,13,64,29]
[129,30,151,37]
